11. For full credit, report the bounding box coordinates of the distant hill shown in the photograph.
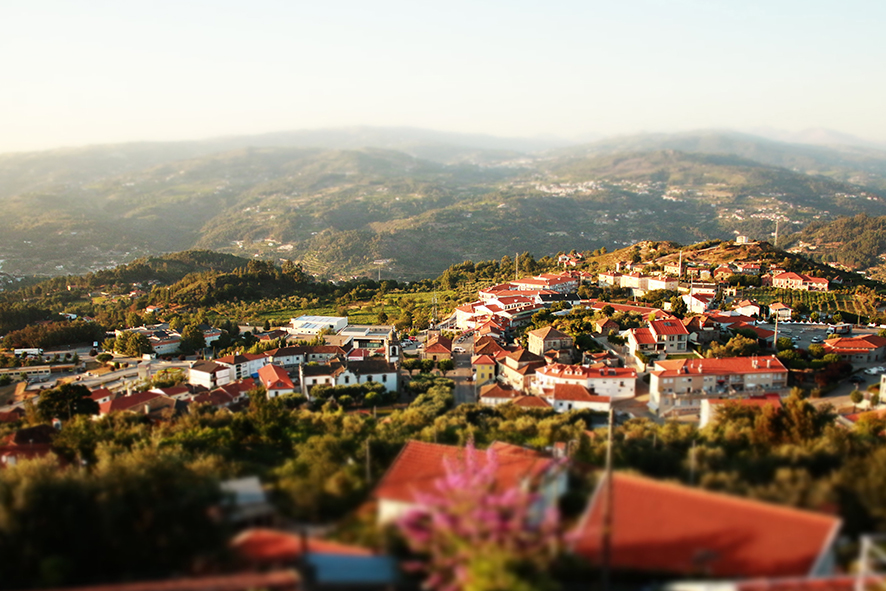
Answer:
[4,129,886,280]
[553,131,886,190]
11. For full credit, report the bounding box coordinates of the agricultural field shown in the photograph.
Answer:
[741,287,881,319]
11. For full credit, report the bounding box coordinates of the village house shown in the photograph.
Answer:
[422,335,452,362]
[772,272,829,292]
[648,356,789,415]
[512,272,579,293]
[769,302,793,321]
[681,292,716,315]
[733,299,761,317]
[373,440,565,524]
[258,364,296,398]
[539,383,611,413]
[216,353,268,380]
[626,318,689,361]
[189,360,232,390]
[533,363,637,400]
[527,326,574,363]
[498,348,546,392]
[822,334,886,363]
[471,354,496,386]
[572,472,840,579]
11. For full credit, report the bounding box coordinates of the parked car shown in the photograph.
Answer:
[864,368,879,375]
[810,336,823,343]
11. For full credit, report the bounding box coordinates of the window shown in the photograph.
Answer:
[344,376,350,384]
[381,374,387,382]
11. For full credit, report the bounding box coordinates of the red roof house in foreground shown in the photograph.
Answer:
[373,440,563,524]
[572,472,840,579]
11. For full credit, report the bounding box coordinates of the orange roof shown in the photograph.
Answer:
[512,395,553,409]
[231,528,371,564]
[536,363,636,380]
[650,319,689,336]
[546,383,610,403]
[89,387,114,401]
[480,383,518,400]
[630,327,656,345]
[374,440,555,504]
[572,472,840,578]
[528,326,571,340]
[652,355,787,378]
[471,354,496,366]
[824,334,886,351]
[258,364,295,390]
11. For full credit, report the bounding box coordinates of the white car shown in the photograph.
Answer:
[864,367,879,375]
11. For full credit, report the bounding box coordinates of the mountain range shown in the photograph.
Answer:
[3,127,886,280]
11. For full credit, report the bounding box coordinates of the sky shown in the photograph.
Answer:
[1,0,885,153]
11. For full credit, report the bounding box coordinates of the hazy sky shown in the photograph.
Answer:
[2,0,884,152]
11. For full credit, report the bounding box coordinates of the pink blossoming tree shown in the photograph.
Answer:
[398,442,562,591]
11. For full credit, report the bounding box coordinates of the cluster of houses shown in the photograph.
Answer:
[598,259,832,299]
[117,323,223,355]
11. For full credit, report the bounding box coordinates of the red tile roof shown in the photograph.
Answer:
[823,335,886,351]
[536,363,636,381]
[572,472,840,578]
[471,354,496,366]
[231,528,371,564]
[546,383,610,403]
[99,391,167,414]
[89,387,114,401]
[479,383,518,400]
[258,364,295,390]
[631,327,656,345]
[374,440,555,504]
[652,356,787,378]
[512,395,553,409]
[650,319,690,336]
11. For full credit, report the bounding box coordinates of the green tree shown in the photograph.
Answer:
[776,337,794,351]
[437,359,455,376]
[179,324,206,354]
[850,389,864,411]
[37,383,99,421]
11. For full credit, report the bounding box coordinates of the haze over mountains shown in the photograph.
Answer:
[3,126,886,280]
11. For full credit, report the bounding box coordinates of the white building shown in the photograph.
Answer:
[288,315,348,336]
[533,363,637,399]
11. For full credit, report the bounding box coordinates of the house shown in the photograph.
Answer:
[539,383,611,413]
[216,353,268,380]
[335,359,398,390]
[422,335,452,362]
[646,276,678,291]
[699,395,783,428]
[737,262,762,275]
[471,354,496,386]
[772,272,829,292]
[822,334,886,363]
[571,472,840,578]
[373,440,564,524]
[192,379,255,408]
[498,348,546,391]
[98,391,176,417]
[648,356,789,415]
[263,346,306,369]
[258,364,296,398]
[299,363,343,397]
[534,363,637,399]
[770,302,793,320]
[0,425,56,467]
[713,265,735,280]
[189,360,232,390]
[682,315,721,346]
[627,319,690,361]
[527,326,574,363]
[88,387,116,405]
[594,317,619,334]
[682,292,715,315]
[479,382,521,406]
[512,272,578,293]
[598,271,622,287]
[733,299,761,317]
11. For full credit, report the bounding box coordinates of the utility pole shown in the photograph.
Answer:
[774,218,780,249]
[678,250,683,279]
[601,408,614,591]
[365,438,372,484]
[515,251,519,281]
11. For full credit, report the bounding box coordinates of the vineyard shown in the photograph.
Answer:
[741,287,881,319]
